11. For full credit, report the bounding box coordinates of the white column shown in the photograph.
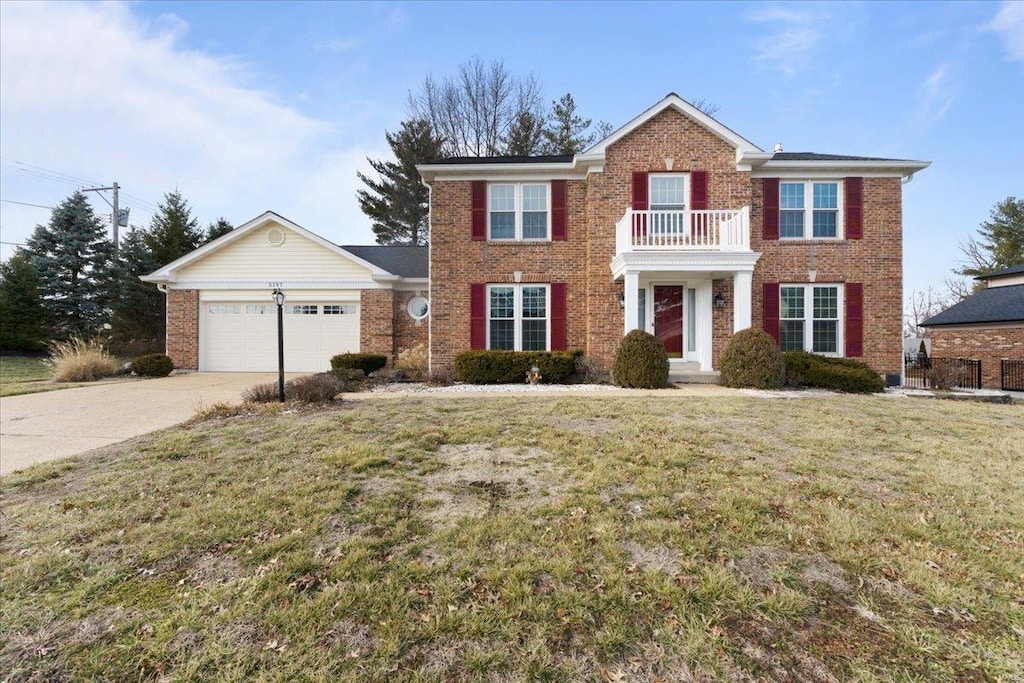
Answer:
[623,271,639,335]
[733,271,753,332]
[696,281,714,371]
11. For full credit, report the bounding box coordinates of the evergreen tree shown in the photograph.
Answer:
[504,110,546,156]
[0,249,48,351]
[25,191,113,339]
[958,196,1024,277]
[108,229,163,355]
[357,119,443,245]
[205,217,234,243]
[145,190,204,268]
[541,93,599,155]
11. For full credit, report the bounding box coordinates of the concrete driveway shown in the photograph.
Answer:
[0,372,295,475]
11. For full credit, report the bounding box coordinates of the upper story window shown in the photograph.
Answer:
[649,174,687,210]
[780,180,842,239]
[489,183,549,240]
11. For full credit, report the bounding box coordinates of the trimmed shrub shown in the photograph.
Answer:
[330,352,387,374]
[394,343,427,380]
[720,328,785,389]
[131,353,174,377]
[611,330,669,389]
[286,373,344,403]
[783,351,884,393]
[453,350,581,384]
[48,337,119,382]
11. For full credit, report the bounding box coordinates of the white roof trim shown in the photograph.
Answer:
[582,94,764,160]
[417,161,577,183]
[141,211,394,283]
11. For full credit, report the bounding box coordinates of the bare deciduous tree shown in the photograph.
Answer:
[904,286,949,338]
[409,58,545,157]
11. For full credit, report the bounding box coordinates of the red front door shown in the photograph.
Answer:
[654,286,683,358]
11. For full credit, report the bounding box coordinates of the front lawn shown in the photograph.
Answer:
[1,395,1021,681]
[0,355,52,396]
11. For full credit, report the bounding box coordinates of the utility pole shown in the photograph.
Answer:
[82,182,126,254]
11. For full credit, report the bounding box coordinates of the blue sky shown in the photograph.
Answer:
[1,1,1021,305]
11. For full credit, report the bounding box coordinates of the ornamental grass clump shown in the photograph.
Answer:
[720,328,785,389]
[48,337,119,383]
[611,330,669,389]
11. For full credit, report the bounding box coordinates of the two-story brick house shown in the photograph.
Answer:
[418,93,929,381]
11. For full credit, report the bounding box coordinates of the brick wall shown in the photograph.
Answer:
[393,289,429,357]
[929,325,1024,389]
[711,279,733,368]
[429,179,588,371]
[166,289,199,370]
[359,289,395,362]
[750,177,904,376]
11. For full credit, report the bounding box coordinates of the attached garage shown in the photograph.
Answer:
[143,211,429,373]
[200,299,359,372]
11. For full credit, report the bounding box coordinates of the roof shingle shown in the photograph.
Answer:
[922,284,1024,327]
[341,245,428,278]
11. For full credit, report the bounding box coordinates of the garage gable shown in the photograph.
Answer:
[143,211,386,285]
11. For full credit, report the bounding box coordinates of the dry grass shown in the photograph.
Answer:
[0,356,53,397]
[395,343,428,380]
[1,394,1021,682]
[47,337,119,382]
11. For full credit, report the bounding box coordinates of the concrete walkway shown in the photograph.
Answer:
[0,372,291,475]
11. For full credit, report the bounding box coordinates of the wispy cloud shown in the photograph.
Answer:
[919,64,956,122]
[746,4,824,78]
[987,1,1024,63]
[313,37,362,53]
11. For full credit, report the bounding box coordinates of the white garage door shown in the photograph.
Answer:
[201,302,359,372]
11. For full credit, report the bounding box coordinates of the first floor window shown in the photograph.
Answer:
[780,284,842,354]
[488,284,548,351]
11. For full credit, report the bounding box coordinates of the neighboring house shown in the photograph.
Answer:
[417,93,929,381]
[150,94,929,379]
[921,264,1024,389]
[142,211,428,372]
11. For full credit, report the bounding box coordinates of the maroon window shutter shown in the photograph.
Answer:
[550,283,567,351]
[763,282,780,345]
[551,180,567,241]
[471,181,487,241]
[470,283,486,349]
[631,171,648,210]
[690,170,708,210]
[763,178,779,241]
[845,282,864,357]
[844,177,863,239]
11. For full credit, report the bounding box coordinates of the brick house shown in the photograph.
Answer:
[418,94,929,381]
[143,211,428,372]
[922,265,1024,389]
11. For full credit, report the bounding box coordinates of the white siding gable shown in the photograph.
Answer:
[175,221,372,280]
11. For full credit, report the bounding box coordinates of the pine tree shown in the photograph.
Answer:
[205,217,234,243]
[541,93,598,155]
[504,110,546,156]
[108,229,163,355]
[357,119,443,245]
[25,191,113,339]
[0,249,48,351]
[145,190,204,268]
[958,197,1024,277]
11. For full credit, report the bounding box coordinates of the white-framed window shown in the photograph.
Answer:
[779,180,842,239]
[487,284,549,351]
[286,305,318,315]
[208,304,241,315]
[649,174,688,234]
[323,305,355,315]
[780,284,843,355]
[406,296,429,320]
[488,183,550,240]
[246,304,273,315]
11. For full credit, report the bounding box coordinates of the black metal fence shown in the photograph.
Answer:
[1002,360,1024,391]
[904,355,982,390]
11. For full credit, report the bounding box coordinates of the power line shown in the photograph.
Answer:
[0,157,99,187]
[1,240,26,246]
[0,199,53,210]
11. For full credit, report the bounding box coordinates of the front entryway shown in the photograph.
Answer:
[654,286,684,358]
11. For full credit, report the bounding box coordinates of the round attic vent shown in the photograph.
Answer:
[267,227,286,246]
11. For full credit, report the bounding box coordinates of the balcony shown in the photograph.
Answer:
[615,207,751,255]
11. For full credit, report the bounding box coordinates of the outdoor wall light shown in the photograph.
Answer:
[714,292,726,309]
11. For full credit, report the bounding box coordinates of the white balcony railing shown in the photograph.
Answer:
[615,207,750,254]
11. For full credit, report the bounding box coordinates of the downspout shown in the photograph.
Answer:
[421,177,433,376]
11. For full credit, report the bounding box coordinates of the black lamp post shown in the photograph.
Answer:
[272,289,285,402]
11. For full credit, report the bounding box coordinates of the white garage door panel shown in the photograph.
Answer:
[201,301,360,372]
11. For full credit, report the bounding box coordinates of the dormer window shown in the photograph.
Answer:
[488,183,550,240]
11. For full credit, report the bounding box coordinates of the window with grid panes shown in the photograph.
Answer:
[487,284,549,351]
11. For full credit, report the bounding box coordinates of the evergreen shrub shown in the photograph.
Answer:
[720,328,785,389]
[611,330,669,389]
